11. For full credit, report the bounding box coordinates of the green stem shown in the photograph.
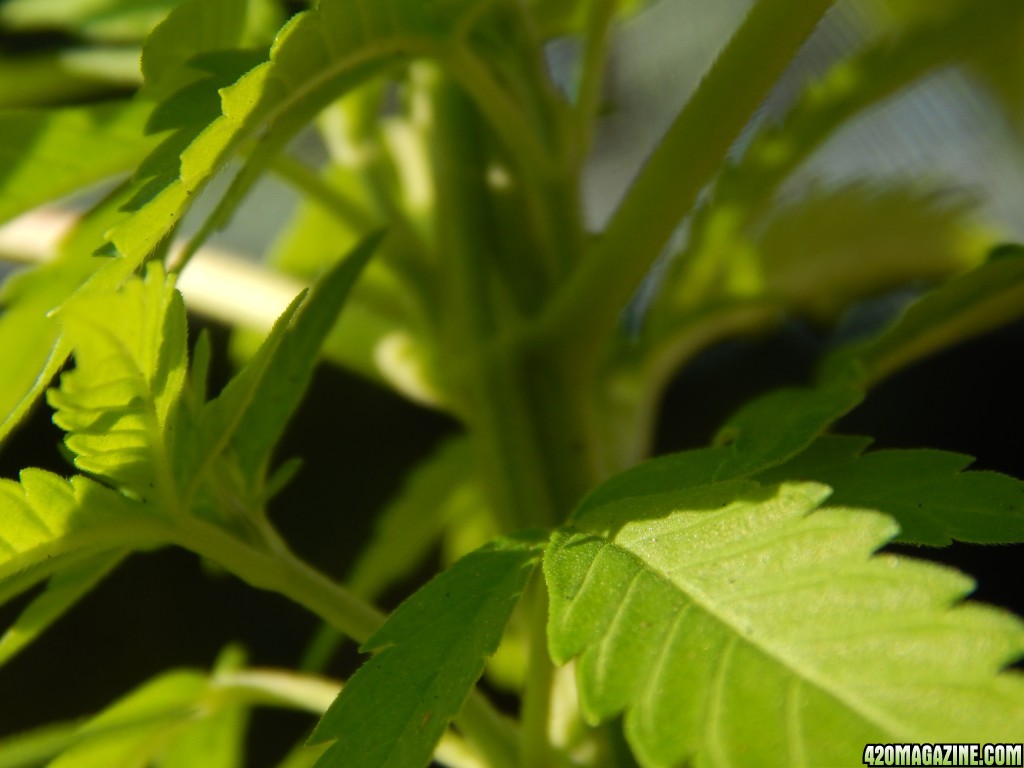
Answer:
[519,571,554,768]
[448,47,555,179]
[542,0,833,367]
[676,0,1023,285]
[268,153,376,232]
[170,517,518,767]
[172,518,383,643]
[573,0,619,163]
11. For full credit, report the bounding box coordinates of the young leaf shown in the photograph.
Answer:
[105,0,491,266]
[0,101,154,226]
[228,232,383,484]
[141,0,281,101]
[0,471,164,611]
[309,534,546,768]
[0,185,139,445]
[711,380,864,480]
[823,246,1024,387]
[756,435,1024,546]
[754,184,985,321]
[188,231,381,510]
[45,658,247,768]
[546,476,1024,768]
[47,262,188,504]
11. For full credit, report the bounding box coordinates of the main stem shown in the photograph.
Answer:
[430,72,602,531]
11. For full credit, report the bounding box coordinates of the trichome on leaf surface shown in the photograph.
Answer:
[1,0,1023,766]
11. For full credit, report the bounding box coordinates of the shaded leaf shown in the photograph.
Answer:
[547,475,1024,768]
[141,0,281,101]
[756,435,1024,546]
[228,231,382,484]
[823,246,1024,386]
[309,534,545,768]
[46,652,247,768]
[711,380,864,480]
[756,184,985,320]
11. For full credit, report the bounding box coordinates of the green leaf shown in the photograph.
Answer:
[711,380,864,480]
[47,262,188,504]
[46,652,248,768]
[158,649,249,768]
[228,231,382,485]
[141,0,281,101]
[754,184,986,321]
[756,435,1024,546]
[0,657,336,767]
[547,476,1024,768]
[0,186,138,446]
[260,163,442,406]
[823,247,1024,387]
[0,470,163,611]
[104,0,492,267]
[309,534,545,768]
[0,101,154,226]
[0,550,125,669]
[0,306,69,447]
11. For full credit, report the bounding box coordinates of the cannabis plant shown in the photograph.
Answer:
[1,0,1023,765]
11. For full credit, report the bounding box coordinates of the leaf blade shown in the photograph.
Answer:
[548,469,1024,767]
[105,0,489,266]
[756,435,1024,545]
[229,231,382,483]
[0,101,154,226]
[309,534,545,768]
[823,247,1024,387]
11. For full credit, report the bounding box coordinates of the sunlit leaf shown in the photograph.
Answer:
[47,262,188,503]
[0,470,163,612]
[547,474,1024,768]
[0,101,153,226]
[0,186,139,446]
